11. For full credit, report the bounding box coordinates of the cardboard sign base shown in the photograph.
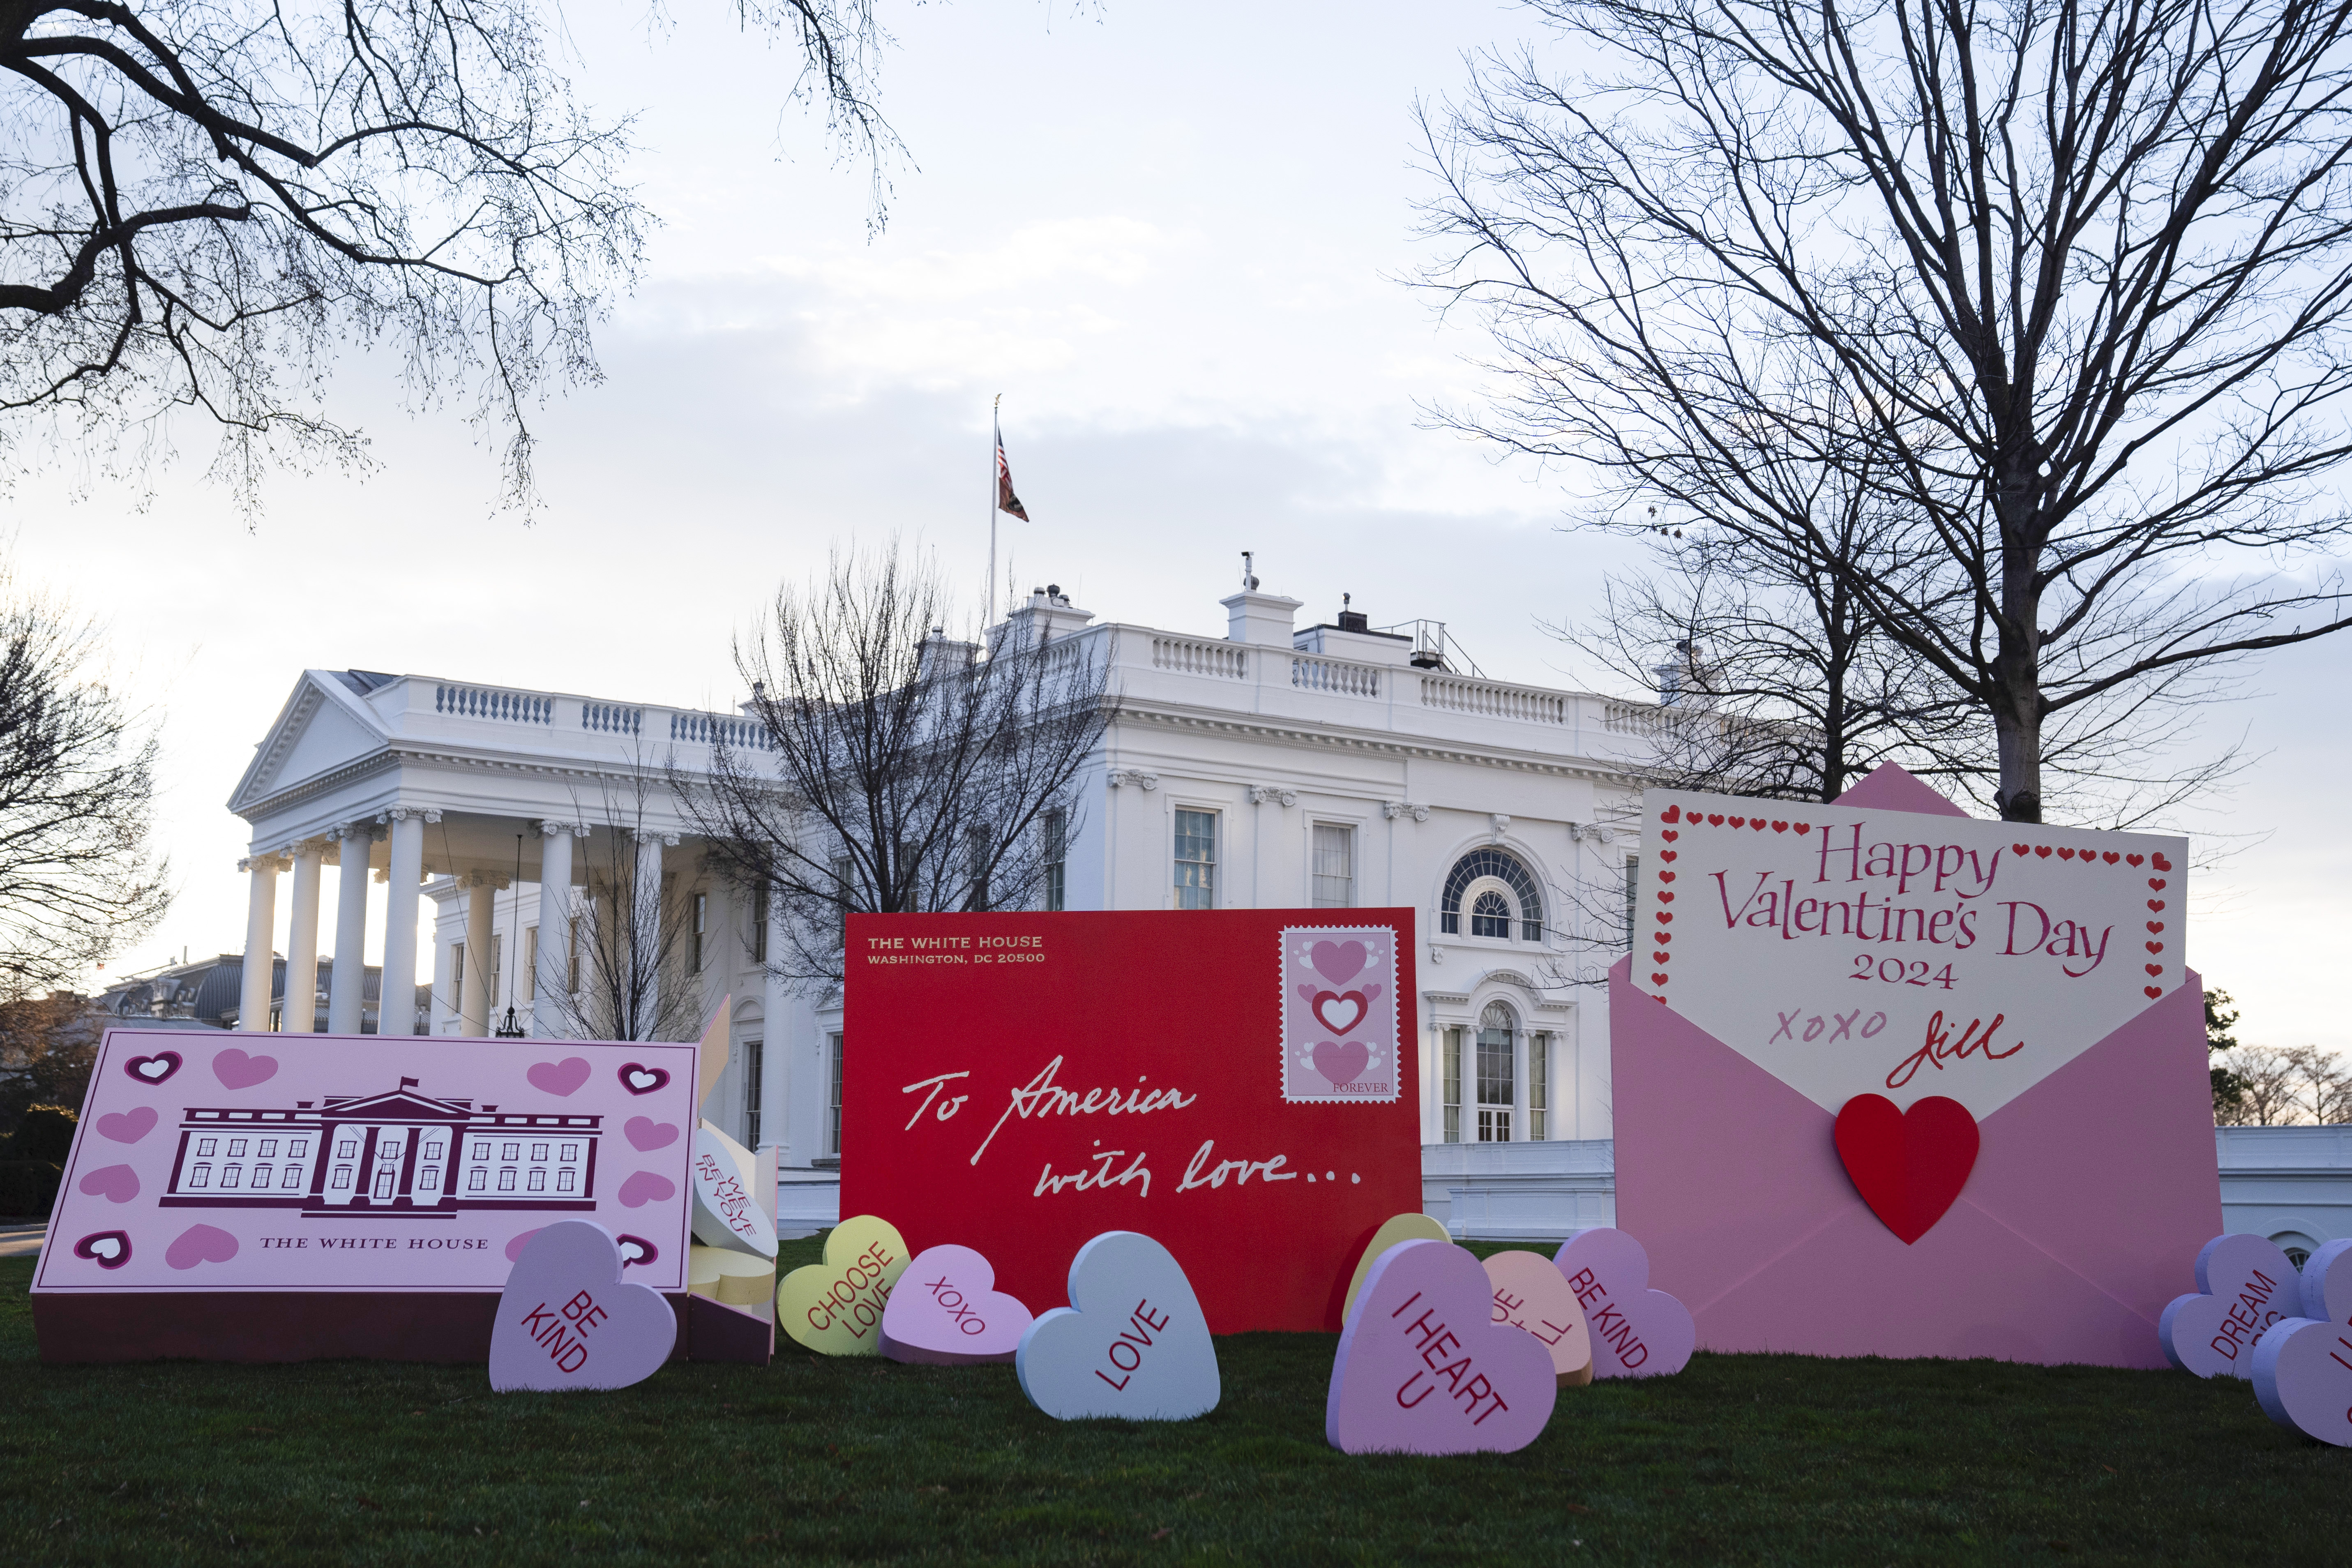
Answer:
[33,1290,772,1366]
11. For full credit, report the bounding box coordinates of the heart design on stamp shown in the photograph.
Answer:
[882,1243,1035,1366]
[211,1048,277,1091]
[1652,951,1670,965]
[1310,940,1368,986]
[1311,990,1369,1037]
[2253,1318,2352,1446]
[1312,1040,1370,1086]
[527,1057,592,1096]
[1017,1231,1220,1421]
[1658,870,1675,883]
[1655,931,1672,944]
[2148,921,2165,933]
[623,1116,678,1152]
[2149,877,2168,890]
[1552,1228,1695,1377]
[2159,1233,2298,1378]
[97,1106,157,1144]
[72,1231,132,1269]
[2146,963,2164,976]
[123,1051,181,1085]
[1832,1094,1978,1245]
[78,1164,140,1204]
[164,1224,239,1271]
[1483,1249,1593,1387]
[615,1170,675,1208]
[2149,899,2166,912]
[489,1220,676,1393]
[779,1214,911,1356]
[618,1063,670,1096]
[1328,1239,1557,1454]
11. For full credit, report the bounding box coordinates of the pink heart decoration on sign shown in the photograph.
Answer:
[1310,990,1368,1037]
[527,1057,592,1096]
[882,1244,1035,1365]
[122,1052,181,1085]
[1312,1040,1370,1086]
[615,1235,659,1268]
[489,1220,676,1393]
[616,1170,676,1208]
[78,1164,140,1204]
[1327,1238,1557,1455]
[618,1063,669,1096]
[164,1224,239,1270]
[1552,1228,1694,1378]
[506,1229,543,1263]
[96,1106,157,1144]
[2158,1233,2299,1378]
[72,1231,132,1269]
[1311,941,1368,986]
[2253,1318,2352,1447]
[211,1048,277,1090]
[624,1117,679,1151]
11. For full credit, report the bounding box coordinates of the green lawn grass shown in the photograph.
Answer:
[2,1238,2344,1565]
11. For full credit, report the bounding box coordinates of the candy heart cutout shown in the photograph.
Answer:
[618,1063,670,1096]
[881,1243,1035,1365]
[2298,1238,2352,1323]
[1017,1231,1219,1421]
[2158,1233,2299,1378]
[1833,1094,1978,1245]
[616,1170,675,1208]
[489,1220,675,1393]
[1484,1249,1593,1387]
[96,1106,157,1144]
[210,1048,277,1090]
[1552,1229,1695,1377]
[1310,990,1368,1037]
[689,1127,776,1258]
[526,1057,591,1096]
[779,1214,911,1356]
[123,1052,181,1085]
[73,1231,132,1269]
[1341,1211,1453,1321]
[1310,940,1368,986]
[1312,1040,1370,1086]
[164,1224,239,1270]
[1328,1239,1556,1453]
[624,1116,679,1151]
[2252,1317,2352,1446]
[78,1164,140,1204]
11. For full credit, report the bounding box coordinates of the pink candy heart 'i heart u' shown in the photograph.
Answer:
[210,1047,277,1090]
[1311,940,1368,986]
[882,1244,1035,1366]
[165,1224,240,1270]
[489,1221,676,1393]
[1328,1239,1557,1455]
[526,1057,592,1096]
[1552,1228,1694,1379]
[96,1106,158,1144]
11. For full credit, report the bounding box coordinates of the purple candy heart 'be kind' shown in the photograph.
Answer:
[489,1221,676,1393]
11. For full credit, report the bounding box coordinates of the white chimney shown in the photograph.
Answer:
[1221,589,1303,647]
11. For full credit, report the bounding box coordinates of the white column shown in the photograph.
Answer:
[632,830,669,1040]
[328,825,374,1035]
[238,855,283,1031]
[763,892,791,1162]
[282,843,325,1033]
[533,822,578,1038]
[381,809,430,1040]
[461,877,494,1036]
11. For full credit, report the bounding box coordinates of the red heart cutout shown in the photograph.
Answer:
[1661,829,1679,842]
[2012,843,2030,855]
[1795,823,1811,835]
[2147,921,2163,933]
[1771,820,1789,832]
[1658,871,1675,883]
[2148,899,2165,912]
[1655,932,1672,944]
[1653,950,1671,964]
[2149,878,2167,890]
[1656,912,1673,924]
[1651,973,1670,986]
[1657,891,1674,904]
[1728,816,1746,828]
[1833,1094,1978,1245]
[2152,853,2173,871]
[2126,854,2144,866]
[2146,963,2163,975]
[2034,845,2052,858]
[1311,990,1369,1036]
[1658,849,1677,862]
[1708,814,1725,826]
[1660,805,1682,823]
[2057,847,2075,860]
[2145,986,2162,998]
[2102,852,2120,865]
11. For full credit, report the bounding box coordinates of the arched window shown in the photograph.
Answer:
[1476,1002,1516,1142]
[1440,848,1544,941]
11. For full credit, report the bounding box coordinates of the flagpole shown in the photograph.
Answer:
[989,393,1001,621]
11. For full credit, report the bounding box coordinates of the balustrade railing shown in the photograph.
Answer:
[669,712,776,751]
[1419,674,1570,724]
[1290,655,1381,698]
[434,684,555,724]
[1150,635,1248,680]
[581,703,643,736]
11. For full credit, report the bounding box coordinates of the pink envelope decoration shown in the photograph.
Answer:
[2158,1233,2300,1378]
[1614,766,2221,1365]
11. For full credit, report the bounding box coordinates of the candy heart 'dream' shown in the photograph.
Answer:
[1552,1228,1694,1379]
[2252,1317,2352,1447]
[1016,1231,1219,1421]
[1328,1239,1557,1455]
[489,1221,676,1393]
[777,1215,909,1356]
[2158,1233,2299,1378]
[881,1244,1033,1365]
[1483,1250,1593,1387]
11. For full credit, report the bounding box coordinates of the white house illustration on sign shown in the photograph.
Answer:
[158,1078,603,1217]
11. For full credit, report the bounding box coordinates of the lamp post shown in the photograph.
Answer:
[494,833,528,1038]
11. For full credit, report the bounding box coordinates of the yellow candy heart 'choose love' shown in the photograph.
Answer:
[777,1214,911,1356]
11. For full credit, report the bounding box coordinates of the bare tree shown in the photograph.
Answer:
[681,548,1116,992]
[1424,0,2352,822]
[0,571,168,1001]
[0,0,898,513]
[536,768,706,1044]
[2214,1043,2352,1126]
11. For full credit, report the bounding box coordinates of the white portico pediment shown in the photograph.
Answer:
[228,670,397,818]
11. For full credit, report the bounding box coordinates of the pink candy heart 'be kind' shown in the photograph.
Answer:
[881,1244,1035,1365]
[1327,1239,1557,1455]
[1552,1228,1695,1379]
[489,1221,675,1393]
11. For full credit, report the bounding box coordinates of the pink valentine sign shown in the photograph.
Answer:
[35,1029,697,1298]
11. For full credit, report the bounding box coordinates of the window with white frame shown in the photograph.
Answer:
[523,925,537,1001]
[1173,809,1217,910]
[1530,1030,1550,1141]
[826,1031,845,1158]
[1441,1026,1463,1144]
[1043,809,1068,912]
[752,886,770,963]
[1312,823,1354,908]
[691,892,708,971]
[1623,855,1640,946]
[1440,849,1545,942]
[1476,1002,1516,1143]
[742,1038,764,1149]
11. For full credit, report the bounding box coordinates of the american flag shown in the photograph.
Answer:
[996,430,1030,522]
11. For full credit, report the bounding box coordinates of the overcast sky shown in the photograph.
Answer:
[15,0,2346,1055]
